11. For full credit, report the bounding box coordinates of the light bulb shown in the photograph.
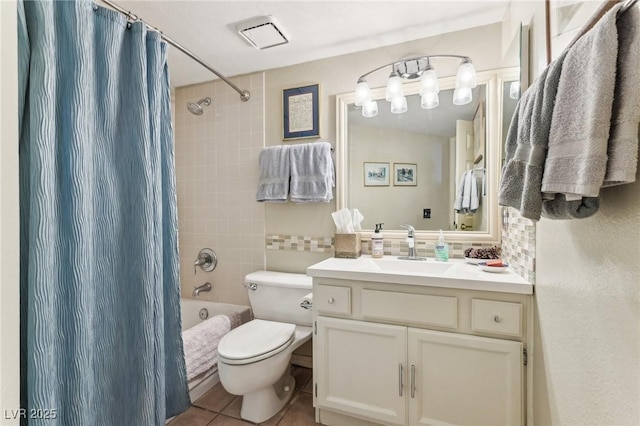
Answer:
[453,87,473,106]
[354,79,371,107]
[362,100,378,118]
[390,96,407,114]
[385,71,404,101]
[419,67,439,96]
[509,81,521,100]
[421,92,439,109]
[456,59,477,89]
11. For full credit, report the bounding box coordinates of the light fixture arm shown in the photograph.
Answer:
[356,54,471,81]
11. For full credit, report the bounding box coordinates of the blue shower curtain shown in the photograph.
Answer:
[18,1,190,424]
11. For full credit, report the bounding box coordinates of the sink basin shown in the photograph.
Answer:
[370,258,455,275]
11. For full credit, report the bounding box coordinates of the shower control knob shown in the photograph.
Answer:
[328,297,335,304]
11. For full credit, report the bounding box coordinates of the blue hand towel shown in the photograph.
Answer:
[256,145,290,203]
[289,142,334,203]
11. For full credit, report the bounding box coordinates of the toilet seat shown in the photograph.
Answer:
[218,319,295,365]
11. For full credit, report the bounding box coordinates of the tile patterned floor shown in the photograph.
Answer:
[169,366,321,426]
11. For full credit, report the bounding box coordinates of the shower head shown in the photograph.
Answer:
[186,97,211,116]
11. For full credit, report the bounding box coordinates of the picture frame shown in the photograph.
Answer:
[363,162,389,186]
[546,0,602,63]
[473,101,485,163]
[283,84,320,140]
[393,163,417,186]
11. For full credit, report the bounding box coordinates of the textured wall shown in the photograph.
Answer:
[504,1,640,424]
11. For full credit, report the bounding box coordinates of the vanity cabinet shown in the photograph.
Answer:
[311,278,532,426]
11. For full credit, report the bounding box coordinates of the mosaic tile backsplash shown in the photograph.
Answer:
[266,235,334,253]
[266,234,500,259]
[500,207,536,284]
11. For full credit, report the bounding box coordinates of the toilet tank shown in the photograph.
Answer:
[245,271,312,326]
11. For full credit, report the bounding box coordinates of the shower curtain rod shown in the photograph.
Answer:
[99,0,251,102]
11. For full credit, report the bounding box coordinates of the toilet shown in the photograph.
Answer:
[217,271,312,423]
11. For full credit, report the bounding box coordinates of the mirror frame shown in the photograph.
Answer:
[336,67,520,244]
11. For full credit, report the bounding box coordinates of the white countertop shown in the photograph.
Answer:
[307,256,533,295]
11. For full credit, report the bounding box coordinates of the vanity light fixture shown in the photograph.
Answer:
[354,55,477,118]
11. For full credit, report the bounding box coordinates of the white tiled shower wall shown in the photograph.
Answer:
[173,72,266,306]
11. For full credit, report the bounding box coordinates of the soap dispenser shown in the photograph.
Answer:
[434,229,449,262]
[371,223,384,258]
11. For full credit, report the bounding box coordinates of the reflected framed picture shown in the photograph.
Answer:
[363,162,389,186]
[393,163,417,186]
[283,84,320,140]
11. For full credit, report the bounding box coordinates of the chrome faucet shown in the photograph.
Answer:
[192,282,212,297]
[398,224,426,261]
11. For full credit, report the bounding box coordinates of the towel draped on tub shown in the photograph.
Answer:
[182,315,232,381]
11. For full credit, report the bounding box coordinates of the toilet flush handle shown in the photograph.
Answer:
[242,282,258,291]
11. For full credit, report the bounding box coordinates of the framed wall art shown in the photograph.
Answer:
[283,84,320,140]
[363,162,389,186]
[393,163,417,186]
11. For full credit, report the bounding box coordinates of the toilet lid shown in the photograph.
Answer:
[218,319,295,364]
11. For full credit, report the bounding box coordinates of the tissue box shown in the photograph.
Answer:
[334,233,361,259]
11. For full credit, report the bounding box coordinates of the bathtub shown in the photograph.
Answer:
[180,298,251,402]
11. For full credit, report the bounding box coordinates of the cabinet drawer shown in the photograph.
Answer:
[362,289,457,328]
[315,285,351,315]
[472,299,522,337]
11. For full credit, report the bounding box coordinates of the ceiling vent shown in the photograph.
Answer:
[236,16,290,50]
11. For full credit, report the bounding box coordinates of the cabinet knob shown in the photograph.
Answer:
[328,297,335,304]
[494,315,502,323]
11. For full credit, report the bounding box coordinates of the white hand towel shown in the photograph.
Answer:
[453,170,469,213]
[454,170,478,214]
[256,145,290,203]
[289,142,335,203]
[469,171,479,213]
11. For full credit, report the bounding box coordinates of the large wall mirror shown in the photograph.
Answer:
[336,68,519,243]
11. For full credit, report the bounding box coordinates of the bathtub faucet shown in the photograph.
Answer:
[192,282,212,297]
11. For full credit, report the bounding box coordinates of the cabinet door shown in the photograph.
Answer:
[408,328,523,426]
[315,317,407,426]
